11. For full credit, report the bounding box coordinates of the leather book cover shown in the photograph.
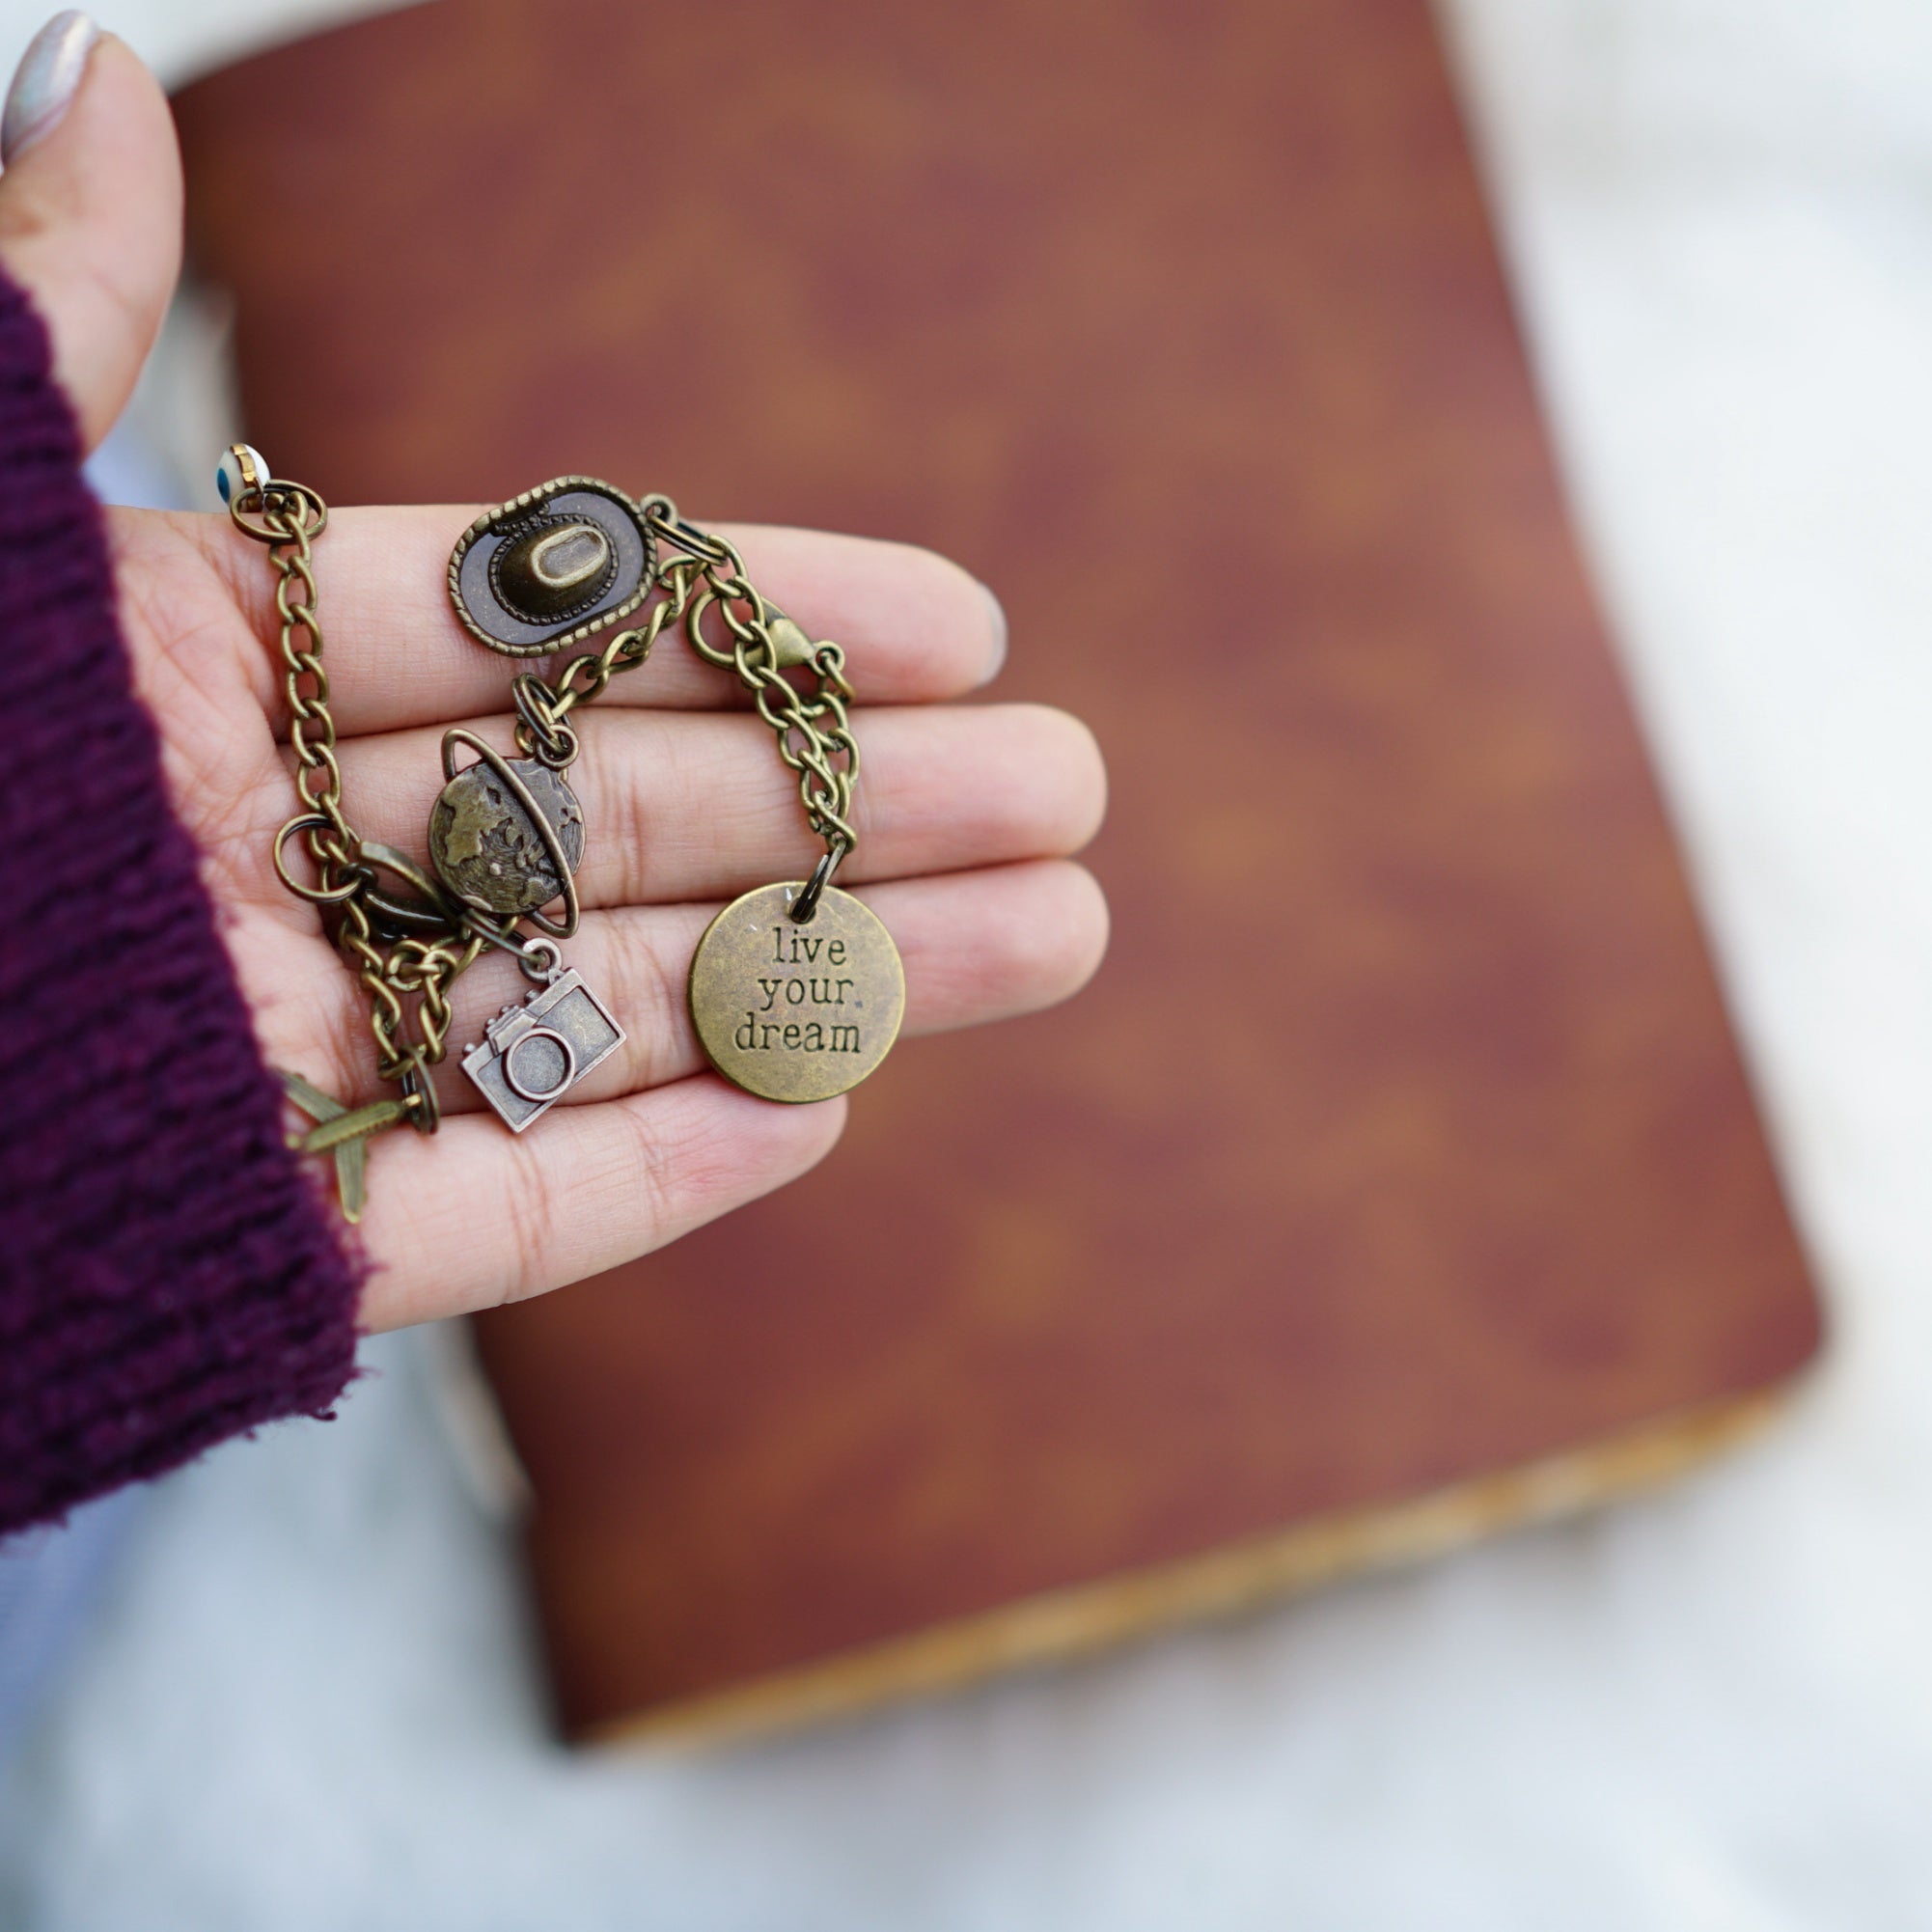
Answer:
[174,0,1823,1747]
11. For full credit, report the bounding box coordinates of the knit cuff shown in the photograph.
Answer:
[0,268,362,1534]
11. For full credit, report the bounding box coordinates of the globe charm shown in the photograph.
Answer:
[428,749,585,920]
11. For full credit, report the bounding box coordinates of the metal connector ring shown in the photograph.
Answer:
[788,840,848,925]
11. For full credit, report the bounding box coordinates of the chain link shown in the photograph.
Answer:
[660,514,860,871]
[509,501,861,883]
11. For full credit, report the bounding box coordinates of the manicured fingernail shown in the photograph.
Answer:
[978,579,1007,679]
[2,13,99,166]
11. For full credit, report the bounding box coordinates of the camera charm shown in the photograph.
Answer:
[223,448,901,1218]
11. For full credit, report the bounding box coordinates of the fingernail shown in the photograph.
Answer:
[978,579,1007,679]
[2,13,99,167]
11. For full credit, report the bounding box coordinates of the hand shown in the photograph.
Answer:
[0,25,1108,1331]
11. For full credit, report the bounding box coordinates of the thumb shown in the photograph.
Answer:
[0,14,181,453]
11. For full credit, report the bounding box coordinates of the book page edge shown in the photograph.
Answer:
[579,1382,1804,1753]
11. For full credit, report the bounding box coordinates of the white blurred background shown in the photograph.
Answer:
[8,0,1932,1925]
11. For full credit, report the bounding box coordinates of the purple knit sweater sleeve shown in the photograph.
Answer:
[0,269,362,1535]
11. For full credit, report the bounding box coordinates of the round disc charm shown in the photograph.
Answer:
[690,883,904,1102]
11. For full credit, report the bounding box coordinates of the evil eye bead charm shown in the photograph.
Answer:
[215,442,268,508]
[447,476,656,658]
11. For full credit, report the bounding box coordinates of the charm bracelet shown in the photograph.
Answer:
[220,447,905,1220]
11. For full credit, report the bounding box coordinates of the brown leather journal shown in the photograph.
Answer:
[176,0,1823,1747]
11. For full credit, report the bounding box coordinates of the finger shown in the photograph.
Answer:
[317,702,1106,912]
[0,22,179,451]
[183,504,1007,737]
[355,1074,847,1330]
[267,859,1109,1118]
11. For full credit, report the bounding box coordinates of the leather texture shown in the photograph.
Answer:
[174,0,1823,1738]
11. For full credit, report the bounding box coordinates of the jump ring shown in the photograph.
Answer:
[788,840,848,925]
[272,812,363,903]
[227,481,329,545]
[399,1050,441,1135]
[511,673,580,767]
[518,935,565,984]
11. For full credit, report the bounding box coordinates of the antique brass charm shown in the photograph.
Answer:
[666,519,904,1101]
[428,729,584,930]
[690,883,904,1103]
[448,477,656,656]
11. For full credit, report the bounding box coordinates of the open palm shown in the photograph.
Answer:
[2,37,1107,1332]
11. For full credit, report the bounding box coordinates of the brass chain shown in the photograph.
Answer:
[506,558,697,767]
[235,477,483,1133]
[231,470,852,1206]
[511,501,860,899]
[658,511,860,875]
